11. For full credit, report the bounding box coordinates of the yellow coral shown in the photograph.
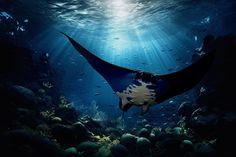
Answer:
[94,135,120,148]
[111,139,120,145]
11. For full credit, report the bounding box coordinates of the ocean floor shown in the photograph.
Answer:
[0,33,236,157]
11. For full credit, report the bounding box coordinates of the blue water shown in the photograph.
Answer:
[1,0,236,126]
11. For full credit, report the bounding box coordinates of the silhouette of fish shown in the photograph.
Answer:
[62,33,214,114]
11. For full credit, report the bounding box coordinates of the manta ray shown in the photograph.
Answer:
[62,33,214,114]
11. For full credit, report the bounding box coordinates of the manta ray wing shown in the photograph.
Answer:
[157,49,215,103]
[61,33,137,92]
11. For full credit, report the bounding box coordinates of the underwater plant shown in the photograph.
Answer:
[94,135,120,148]
[40,110,55,120]
[58,96,73,108]
[79,100,108,122]
[42,81,54,89]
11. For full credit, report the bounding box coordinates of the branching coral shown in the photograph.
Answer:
[58,96,73,108]
[40,110,55,120]
[94,135,120,148]
[42,81,54,89]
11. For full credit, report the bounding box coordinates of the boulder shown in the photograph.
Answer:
[64,147,78,156]
[8,85,38,109]
[180,140,193,151]
[144,124,152,131]
[136,137,151,154]
[193,142,217,157]
[172,127,183,136]
[93,146,112,157]
[51,123,91,147]
[120,133,137,150]
[55,106,78,123]
[137,128,150,138]
[1,129,64,157]
[76,141,100,157]
[110,144,128,157]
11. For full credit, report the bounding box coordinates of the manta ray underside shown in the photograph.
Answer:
[62,33,215,114]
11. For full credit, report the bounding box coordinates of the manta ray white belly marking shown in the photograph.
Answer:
[116,80,156,108]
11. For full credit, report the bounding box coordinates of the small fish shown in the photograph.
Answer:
[94,92,101,96]
[169,100,174,104]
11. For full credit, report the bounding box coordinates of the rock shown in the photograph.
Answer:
[120,133,137,150]
[110,144,128,157]
[172,127,183,136]
[81,117,103,135]
[136,137,151,154]
[1,129,64,157]
[137,128,150,138]
[55,106,78,123]
[36,123,50,135]
[149,132,156,144]
[161,138,182,152]
[16,107,41,127]
[9,85,38,109]
[150,127,162,138]
[105,127,123,137]
[51,117,62,123]
[144,124,152,131]
[180,140,193,151]
[193,142,217,157]
[142,119,148,125]
[64,147,77,156]
[178,101,194,118]
[51,124,76,146]
[51,123,91,147]
[73,121,94,137]
[76,141,100,156]
[93,146,112,157]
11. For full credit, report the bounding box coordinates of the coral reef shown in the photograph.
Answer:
[0,24,235,157]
